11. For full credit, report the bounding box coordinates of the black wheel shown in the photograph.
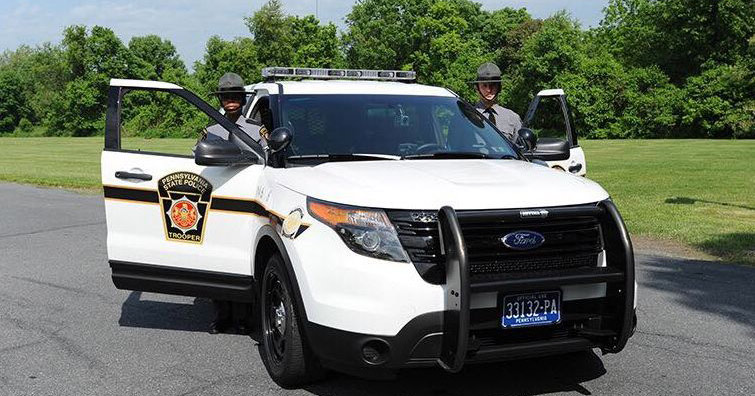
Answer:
[259,254,324,388]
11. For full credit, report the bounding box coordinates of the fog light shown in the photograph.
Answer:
[359,231,381,252]
[361,340,389,365]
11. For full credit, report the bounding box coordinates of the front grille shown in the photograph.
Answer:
[387,210,444,283]
[470,253,598,275]
[386,208,603,283]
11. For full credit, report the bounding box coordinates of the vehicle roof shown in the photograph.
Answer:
[246,80,457,97]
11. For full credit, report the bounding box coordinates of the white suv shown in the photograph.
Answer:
[102,68,636,387]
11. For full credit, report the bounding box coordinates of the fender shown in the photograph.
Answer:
[253,225,312,331]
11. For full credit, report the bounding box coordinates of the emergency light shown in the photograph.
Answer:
[262,67,417,82]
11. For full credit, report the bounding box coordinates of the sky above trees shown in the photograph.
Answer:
[0,0,608,68]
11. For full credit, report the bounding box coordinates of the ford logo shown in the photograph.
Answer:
[501,230,545,250]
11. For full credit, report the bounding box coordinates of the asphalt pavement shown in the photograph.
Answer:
[0,183,753,396]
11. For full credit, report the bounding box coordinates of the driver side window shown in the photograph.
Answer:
[119,90,215,156]
[529,97,568,140]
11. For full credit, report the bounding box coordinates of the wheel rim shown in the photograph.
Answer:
[263,270,287,365]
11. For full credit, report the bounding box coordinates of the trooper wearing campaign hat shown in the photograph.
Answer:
[205,73,261,335]
[471,62,522,144]
[205,72,264,145]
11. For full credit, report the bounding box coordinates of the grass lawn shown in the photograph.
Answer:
[1,137,753,264]
[581,140,754,265]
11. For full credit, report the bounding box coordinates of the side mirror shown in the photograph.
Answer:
[195,137,256,166]
[517,128,537,151]
[268,127,292,153]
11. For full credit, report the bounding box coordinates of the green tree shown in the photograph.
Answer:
[245,1,342,70]
[0,69,28,133]
[193,36,261,95]
[49,25,136,136]
[681,59,754,138]
[599,0,755,82]
[245,0,294,67]
[410,0,489,99]
[509,13,585,112]
[0,43,67,128]
[128,35,186,80]
[343,0,433,69]
[289,15,344,68]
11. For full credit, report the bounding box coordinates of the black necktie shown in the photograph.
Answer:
[486,109,496,124]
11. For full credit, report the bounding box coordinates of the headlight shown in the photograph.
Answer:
[307,198,409,263]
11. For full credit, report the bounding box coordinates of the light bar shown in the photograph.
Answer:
[262,67,416,81]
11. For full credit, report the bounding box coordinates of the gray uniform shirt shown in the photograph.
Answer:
[475,102,522,144]
[206,115,262,142]
[204,115,266,151]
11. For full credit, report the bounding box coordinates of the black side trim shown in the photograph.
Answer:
[467,338,595,363]
[305,312,443,376]
[103,186,158,203]
[110,260,254,302]
[211,197,268,216]
[304,312,599,377]
[105,147,192,159]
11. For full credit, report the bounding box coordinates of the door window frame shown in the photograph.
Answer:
[523,94,578,148]
[105,84,265,162]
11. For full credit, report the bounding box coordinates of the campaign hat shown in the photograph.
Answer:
[469,62,502,84]
[210,72,247,94]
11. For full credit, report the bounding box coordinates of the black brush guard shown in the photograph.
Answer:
[436,200,635,372]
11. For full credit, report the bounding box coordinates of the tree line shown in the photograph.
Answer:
[0,0,752,139]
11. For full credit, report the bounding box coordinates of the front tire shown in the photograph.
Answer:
[258,254,324,388]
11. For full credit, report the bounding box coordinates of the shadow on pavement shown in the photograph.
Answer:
[639,254,755,336]
[305,351,605,396]
[118,291,214,332]
[694,232,755,264]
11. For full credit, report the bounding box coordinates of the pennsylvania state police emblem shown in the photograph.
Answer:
[158,172,213,243]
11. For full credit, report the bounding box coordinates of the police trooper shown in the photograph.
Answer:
[206,73,258,334]
[471,62,522,144]
[206,72,263,145]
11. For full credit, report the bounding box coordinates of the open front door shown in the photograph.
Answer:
[523,89,586,176]
[102,79,266,301]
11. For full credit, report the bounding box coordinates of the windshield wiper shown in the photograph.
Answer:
[286,153,401,163]
[402,152,518,160]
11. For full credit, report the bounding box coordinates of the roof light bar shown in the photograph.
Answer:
[262,67,416,82]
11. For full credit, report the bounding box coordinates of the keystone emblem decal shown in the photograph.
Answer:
[501,230,545,251]
[158,172,213,243]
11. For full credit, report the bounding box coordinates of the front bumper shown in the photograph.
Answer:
[304,200,636,375]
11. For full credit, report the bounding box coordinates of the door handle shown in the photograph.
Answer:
[115,171,152,181]
[568,163,583,173]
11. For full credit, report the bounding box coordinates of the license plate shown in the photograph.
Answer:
[502,291,561,328]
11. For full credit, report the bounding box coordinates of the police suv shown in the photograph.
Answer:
[102,67,636,387]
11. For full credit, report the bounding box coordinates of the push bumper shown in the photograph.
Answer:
[305,200,636,376]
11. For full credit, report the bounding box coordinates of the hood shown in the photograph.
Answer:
[273,159,609,210]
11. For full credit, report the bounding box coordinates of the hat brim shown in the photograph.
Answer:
[209,89,249,95]
[468,79,502,84]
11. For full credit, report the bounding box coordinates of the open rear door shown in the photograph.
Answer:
[102,79,266,301]
[523,89,586,176]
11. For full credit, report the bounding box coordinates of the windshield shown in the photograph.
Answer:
[280,95,519,160]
